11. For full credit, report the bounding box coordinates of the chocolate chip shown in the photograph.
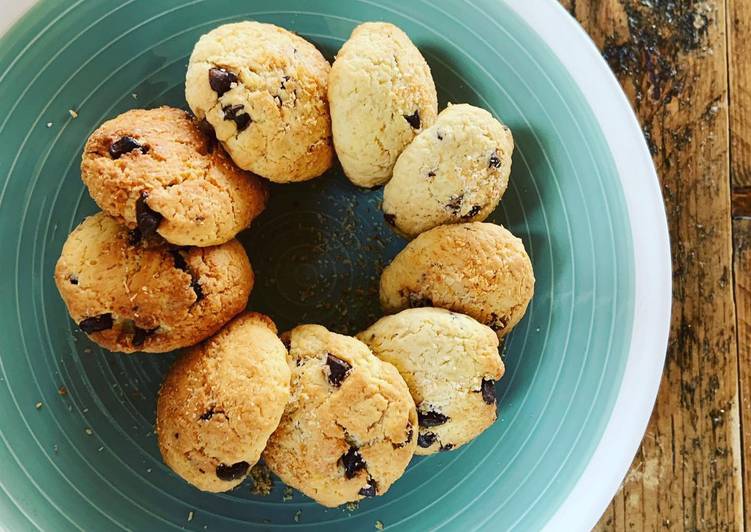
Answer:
[406,292,432,308]
[215,461,249,481]
[487,313,508,333]
[222,104,252,132]
[383,213,396,226]
[427,171,436,177]
[209,67,237,97]
[393,422,414,448]
[359,478,377,497]
[174,432,179,439]
[280,75,290,90]
[170,249,188,271]
[417,431,437,448]
[481,379,496,405]
[489,150,502,168]
[439,443,454,452]
[79,314,113,334]
[132,326,157,347]
[340,446,366,479]
[108,136,147,159]
[200,407,215,420]
[446,194,464,215]
[437,132,444,140]
[462,205,482,220]
[418,409,449,428]
[127,228,142,246]
[69,275,78,285]
[326,354,352,387]
[191,279,204,302]
[135,191,162,239]
[403,110,420,129]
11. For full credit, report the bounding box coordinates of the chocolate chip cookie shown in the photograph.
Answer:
[263,324,417,507]
[81,106,268,246]
[383,104,514,237]
[329,22,438,188]
[157,312,290,492]
[380,222,535,337]
[185,22,333,182]
[358,307,504,455]
[54,212,253,353]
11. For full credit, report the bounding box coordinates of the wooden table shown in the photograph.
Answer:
[557,1,747,529]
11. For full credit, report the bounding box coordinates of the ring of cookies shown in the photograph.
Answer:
[54,21,534,508]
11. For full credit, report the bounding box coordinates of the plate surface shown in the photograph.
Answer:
[0,1,670,530]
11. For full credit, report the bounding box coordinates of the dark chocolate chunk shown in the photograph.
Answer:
[222,104,252,132]
[191,279,204,302]
[427,171,436,177]
[439,443,454,452]
[69,275,78,285]
[417,431,437,448]
[127,228,142,246]
[393,422,414,448]
[418,409,449,428]
[135,191,162,239]
[79,314,114,334]
[481,379,496,405]
[446,194,464,215]
[383,213,396,226]
[200,407,215,421]
[403,110,420,129]
[326,354,352,387]
[462,205,482,220]
[209,67,237,97]
[359,478,377,497]
[487,313,508,333]
[215,461,250,481]
[170,249,189,272]
[174,432,179,439]
[132,326,157,347]
[437,131,444,140]
[489,150,502,168]
[340,446,366,479]
[109,136,147,159]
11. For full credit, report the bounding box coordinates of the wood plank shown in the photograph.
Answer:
[732,187,751,218]
[734,219,751,531]
[558,0,743,529]
[729,0,751,189]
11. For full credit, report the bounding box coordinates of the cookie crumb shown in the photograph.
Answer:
[35,402,43,410]
[84,428,93,436]
[282,486,293,502]
[46,122,52,128]
[97,446,104,452]
[68,109,78,119]
[146,468,152,473]
[249,463,273,495]
[345,501,359,512]
[187,511,194,522]
[132,93,138,99]
[52,444,59,454]
[58,386,67,396]
[294,510,302,522]
[375,520,384,530]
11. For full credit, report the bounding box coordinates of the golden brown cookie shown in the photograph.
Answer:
[157,312,290,492]
[81,106,267,247]
[54,212,253,353]
[263,324,417,507]
[185,22,333,183]
[329,22,438,188]
[358,308,504,455]
[380,222,534,337]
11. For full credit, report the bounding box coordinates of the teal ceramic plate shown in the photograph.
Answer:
[0,1,671,530]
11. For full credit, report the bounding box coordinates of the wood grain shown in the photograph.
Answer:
[729,0,751,188]
[558,0,743,529]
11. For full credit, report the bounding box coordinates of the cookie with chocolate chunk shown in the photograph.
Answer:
[157,312,290,492]
[185,22,333,183]
[358,307,504,455]
[81,106,267,246]
[383,104,514,237]
[54,212,253,353]
[263,324,417,507]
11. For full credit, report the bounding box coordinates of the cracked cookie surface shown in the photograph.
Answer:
[81,106,268,247]
[380,222,535,337]
[263,324,417,507]
[329,22,438,188]
[185,22,333,183]
[383,104,514,237]
[358,308,504,455]
[156,312,290,492]
[54,212,253,353]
